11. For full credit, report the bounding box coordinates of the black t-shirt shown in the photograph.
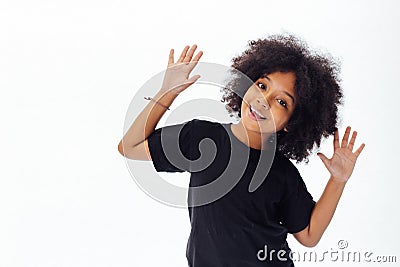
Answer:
[147,119,315,267]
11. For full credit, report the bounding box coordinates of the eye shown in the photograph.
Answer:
[257,82,266,90]
[278,99,287,108]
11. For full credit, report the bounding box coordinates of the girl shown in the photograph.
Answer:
[118,34,365,266]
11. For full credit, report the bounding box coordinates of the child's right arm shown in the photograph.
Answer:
[117,45,203,160]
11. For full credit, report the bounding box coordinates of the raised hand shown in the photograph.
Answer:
[317,126,366,183]
[160,44,203,96]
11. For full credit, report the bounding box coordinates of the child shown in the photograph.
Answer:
[118,34,365,266]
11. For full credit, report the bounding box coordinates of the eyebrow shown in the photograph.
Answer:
[262,75,296,105]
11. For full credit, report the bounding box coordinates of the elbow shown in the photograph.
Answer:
[302,241,318,248]
[300,237,320,248]
[117,141,125,156]
[293,228,320,248]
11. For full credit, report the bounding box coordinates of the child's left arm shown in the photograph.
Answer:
[293,126,365,247]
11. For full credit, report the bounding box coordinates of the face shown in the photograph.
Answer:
[240,71,297,134]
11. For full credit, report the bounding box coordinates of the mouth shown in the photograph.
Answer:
[247,105,267,121]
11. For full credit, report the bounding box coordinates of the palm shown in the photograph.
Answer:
[318,127,365,182]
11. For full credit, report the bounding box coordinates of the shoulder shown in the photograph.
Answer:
[273,151,299,175]
[273,151,303,187]
[155,118,219,134]
[273,152,313,206]
[187,118,227,134]
[190,118,224,127]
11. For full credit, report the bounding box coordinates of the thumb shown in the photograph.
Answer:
[187,74,201,84]
[317,152,330,167]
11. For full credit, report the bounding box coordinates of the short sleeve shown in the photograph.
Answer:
[279,167,316,234]
[147,119,196,173]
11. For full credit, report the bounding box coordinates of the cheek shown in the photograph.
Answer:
[242,91,251,104]
[243,86,258,99]
[239,100,247,116]
[241,92,253,111]
[271,109,291,126]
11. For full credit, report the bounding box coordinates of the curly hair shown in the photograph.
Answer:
[221,34,343,163]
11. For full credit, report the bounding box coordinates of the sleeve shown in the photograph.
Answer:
[147,119,197,173]
[279,166,316,234]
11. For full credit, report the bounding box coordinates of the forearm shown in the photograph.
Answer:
[307,176,346,245]
[118,90,178,149]
[294,127,364,247]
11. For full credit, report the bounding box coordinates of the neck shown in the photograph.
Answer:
[230,121,274,150]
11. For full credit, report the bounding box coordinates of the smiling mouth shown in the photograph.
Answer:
[248,105,267,120]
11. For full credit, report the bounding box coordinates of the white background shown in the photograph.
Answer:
[1,0,399,266]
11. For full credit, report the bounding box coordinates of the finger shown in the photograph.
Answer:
[341,126,351,148]
[188,51,203,70]
[317,152,330,169]
[168,49,174,65]
[333,128,340,150]
[348,131,357,151]
[187,74,201,84]
[192,50,203,62]
[183,44,198,64]
[177,45,190,63]
[354,143,365,157]
[174,75,201,92]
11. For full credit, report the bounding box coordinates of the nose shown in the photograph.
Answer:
[256,98,270,110]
